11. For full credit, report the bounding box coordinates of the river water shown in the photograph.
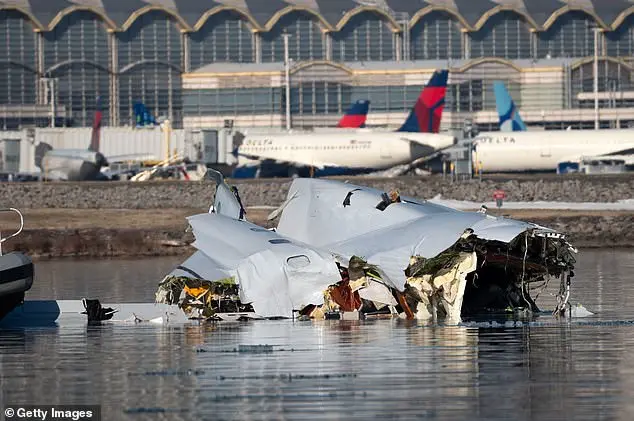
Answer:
[1,249,634,420]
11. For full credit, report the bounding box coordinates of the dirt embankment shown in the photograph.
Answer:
[1,174,632,258]
[1,208,631,260]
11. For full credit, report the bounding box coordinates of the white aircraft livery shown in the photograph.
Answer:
[232,70,455,178]
[472,129,634,173]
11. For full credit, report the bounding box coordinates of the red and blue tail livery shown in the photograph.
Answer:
[337,99,370,128]
[397,69,448,134]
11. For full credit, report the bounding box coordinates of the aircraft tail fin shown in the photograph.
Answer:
[133,102,157,128]
[35,142,53,170]
[337,100,370,128]
[89,97,102,152]
[397,69,448,133]
[493,81,527,132]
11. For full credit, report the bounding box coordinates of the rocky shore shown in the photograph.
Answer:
[0,173,633,209]
[0,174,632,259]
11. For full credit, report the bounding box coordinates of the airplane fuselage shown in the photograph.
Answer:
[236,131,455,175]
[473,129,634,172]
[40,150,107,181]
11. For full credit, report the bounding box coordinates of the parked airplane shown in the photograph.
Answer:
[470,83,634,172]
[232,70,453,178]
[472,130,634,173]
[493,81,527,132]
[34,99,155,181]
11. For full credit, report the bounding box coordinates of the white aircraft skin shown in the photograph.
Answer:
[473,129,634,172]
[237,131,456,172]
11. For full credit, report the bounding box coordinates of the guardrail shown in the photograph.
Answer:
[0,208,24,256]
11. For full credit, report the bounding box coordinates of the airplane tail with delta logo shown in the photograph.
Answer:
[337,99,370,128]
[493,81,527,132]
[397,69,448,134]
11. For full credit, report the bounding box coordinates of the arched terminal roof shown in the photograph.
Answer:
[2,0,634,31]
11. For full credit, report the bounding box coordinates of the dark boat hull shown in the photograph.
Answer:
[0,252,34,321]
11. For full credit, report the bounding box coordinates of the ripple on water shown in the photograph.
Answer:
[0,250,633,420]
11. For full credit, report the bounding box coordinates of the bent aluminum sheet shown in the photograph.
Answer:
[275,179,553,289]
[207,169,245,219]
[275,178,459,247]
[186,213,341,318]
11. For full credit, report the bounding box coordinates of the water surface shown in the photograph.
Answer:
[1,249,633,420]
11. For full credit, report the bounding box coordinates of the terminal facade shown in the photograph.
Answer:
[2,0,634,131]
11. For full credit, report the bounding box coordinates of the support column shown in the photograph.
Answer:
[461,29,470,60]
[108,31,119,126]
[254,31,262,63]
[395,31,402,61]
[182,31,191,73]
[36,31,44,104]
[325,31,332,61]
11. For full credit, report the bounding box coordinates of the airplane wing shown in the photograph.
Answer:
[105,153,157,163]
[558,151,634,166]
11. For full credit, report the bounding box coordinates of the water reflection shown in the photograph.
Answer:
[0,249,633,420]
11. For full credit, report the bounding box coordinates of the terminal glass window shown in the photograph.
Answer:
[605,16,634,58]
[0,11,38,128]
[332,12,395,61]
[260,12,325,62]
[469,11,532,59]
[43,11,110,126]
[410,11,462,60]
[117,11,183,127]
[190,11,254,67]
[537,11,595,58]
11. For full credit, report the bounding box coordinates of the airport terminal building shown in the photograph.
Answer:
[2,0,634,132]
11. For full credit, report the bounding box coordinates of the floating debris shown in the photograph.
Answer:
[154,173,577,324]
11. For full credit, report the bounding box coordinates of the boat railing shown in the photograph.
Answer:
[0,208,24,256]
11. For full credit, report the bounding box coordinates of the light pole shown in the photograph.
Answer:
[593,27,601,130]
[41,77,58,128]
[282,32,291,131]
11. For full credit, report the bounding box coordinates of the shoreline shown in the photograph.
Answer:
[2,208,632,260]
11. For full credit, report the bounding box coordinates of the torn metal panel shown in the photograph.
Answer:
[274,178,457,248]
[183,212,341,318]
[207,169,246,220]
[274,178,577,321]
[156,177,577,323]
[169,250,233,283]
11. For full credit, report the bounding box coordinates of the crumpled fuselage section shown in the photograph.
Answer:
[159,176,577,323]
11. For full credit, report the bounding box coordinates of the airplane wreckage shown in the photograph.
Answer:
[2,171,578,326]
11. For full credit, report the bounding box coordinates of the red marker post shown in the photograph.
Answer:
[493,189,506,209]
